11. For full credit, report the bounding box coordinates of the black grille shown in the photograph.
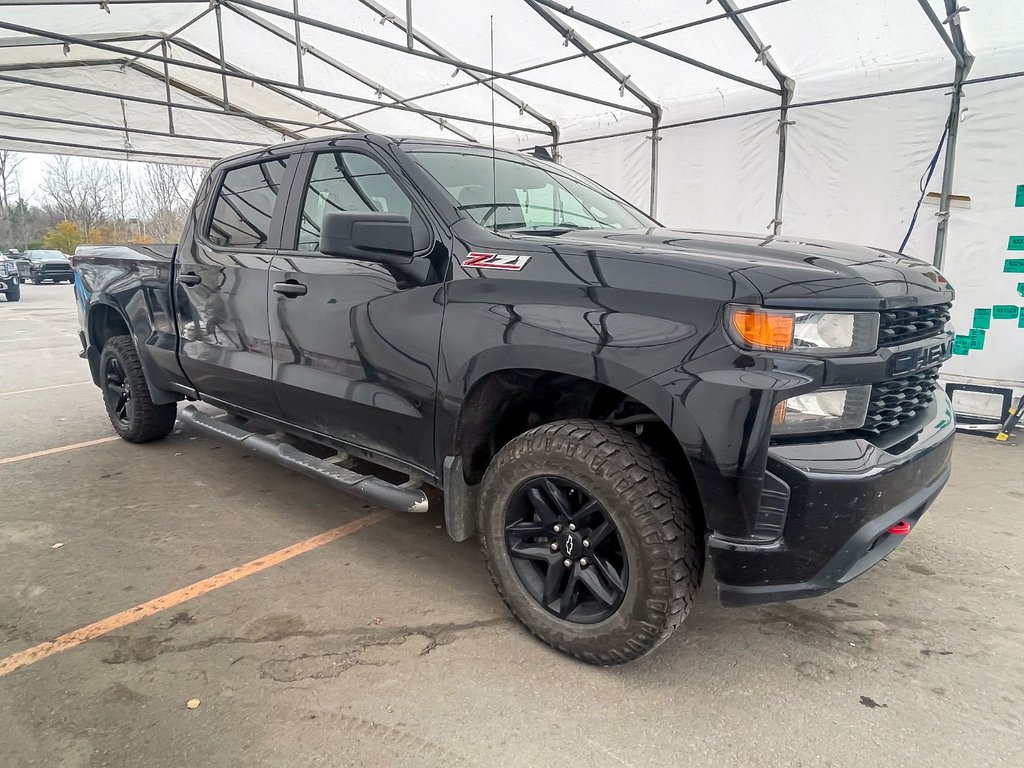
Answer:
[859,366,941,435]
[878,303,951,346]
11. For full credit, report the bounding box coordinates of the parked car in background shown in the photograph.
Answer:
[8,250,33,279]
[24,250,74,284]
[0,252,20,301]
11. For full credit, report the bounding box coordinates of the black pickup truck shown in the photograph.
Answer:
[74,133,955,664]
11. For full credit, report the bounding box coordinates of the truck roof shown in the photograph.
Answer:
[212,132,545,169]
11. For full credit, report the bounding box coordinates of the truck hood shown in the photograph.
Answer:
[544,228,953,309]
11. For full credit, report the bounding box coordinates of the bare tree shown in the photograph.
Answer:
[0,150,23,215]
[135,163,205,242]
[40,156,111,234]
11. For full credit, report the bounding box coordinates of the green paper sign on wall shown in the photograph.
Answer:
[973,308,991,328]
[952,335,972,355]
[1010,236,1024,251]
[993,305,1020,320]
[1017,184,1024,207]
[1005,259,1024,273]
[968,328,986,349]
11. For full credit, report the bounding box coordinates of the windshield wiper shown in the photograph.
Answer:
[503,223,601,235]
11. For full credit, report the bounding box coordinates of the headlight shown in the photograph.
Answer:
[727,306,879,356]
[772,386,871,435]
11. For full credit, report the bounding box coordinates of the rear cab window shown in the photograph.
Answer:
[206,157,290,248]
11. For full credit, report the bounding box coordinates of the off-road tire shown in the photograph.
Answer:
[478,419,703,665]
[4,284,19,301]
[99,335,177,443]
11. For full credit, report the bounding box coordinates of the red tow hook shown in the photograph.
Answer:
[887,521,912,535]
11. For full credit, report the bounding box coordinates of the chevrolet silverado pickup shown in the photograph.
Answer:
[74,133,955,664]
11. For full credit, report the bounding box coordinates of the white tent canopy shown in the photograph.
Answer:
[2,0,1024,393]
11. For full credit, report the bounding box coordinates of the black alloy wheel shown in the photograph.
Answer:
[103,355,135,429]
[505,476,628,623]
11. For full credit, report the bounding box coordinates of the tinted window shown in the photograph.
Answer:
[207,158,290,248]
[295,151,415,251]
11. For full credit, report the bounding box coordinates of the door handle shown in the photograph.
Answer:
[273,281,308,297]
[176,272,201,286]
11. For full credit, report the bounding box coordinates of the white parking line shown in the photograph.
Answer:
[0,382,91,397]
[0,436,119,466]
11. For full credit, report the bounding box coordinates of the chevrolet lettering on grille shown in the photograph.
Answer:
[890,340,952,376]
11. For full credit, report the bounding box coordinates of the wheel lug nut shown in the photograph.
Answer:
[582,539,590,548]
[553,524,562,533]
[580,558,588,567]
[550,542,559,551]
[563,559,572,568]
[568,523,576,531]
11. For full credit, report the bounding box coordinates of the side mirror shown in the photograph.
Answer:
[319,211,415,263]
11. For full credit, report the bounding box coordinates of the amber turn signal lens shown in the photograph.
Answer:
[729,308,795,351]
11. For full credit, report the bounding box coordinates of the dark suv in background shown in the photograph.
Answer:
[24,250,74,284]
[0,252,20,301]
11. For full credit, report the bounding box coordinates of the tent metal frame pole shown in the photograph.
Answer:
[0,71,359,134]
[525,0,661,213]
[292,0,304,89]
[160,38,175,135]
[356,0,560,152]
[0,19,552,136]
[719,0,793,235]
[931,0,974,270]
[224,0,649,116]
[916,0,965,68]
[213,0,229,110]
[404,0,413,51]
[224,3,476,141]
[529,0,781,96]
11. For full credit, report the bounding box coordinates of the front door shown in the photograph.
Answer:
[267,146,444,473]
[175,155,293,417]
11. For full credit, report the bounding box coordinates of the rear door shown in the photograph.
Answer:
[267,143,445,473]
[175,153,295,417]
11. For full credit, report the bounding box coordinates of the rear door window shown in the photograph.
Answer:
[207,158,290,248]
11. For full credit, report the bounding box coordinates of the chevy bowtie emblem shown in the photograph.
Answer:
[564,537,574,556]
[461,252,532,271]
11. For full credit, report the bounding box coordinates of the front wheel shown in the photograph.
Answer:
[4,284,19,302]
[99,335,177,443]
[478,419,703,665]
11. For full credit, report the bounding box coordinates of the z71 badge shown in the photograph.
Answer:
[461,252,532,271]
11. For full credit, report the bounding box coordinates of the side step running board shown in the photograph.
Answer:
[178,406,429,514]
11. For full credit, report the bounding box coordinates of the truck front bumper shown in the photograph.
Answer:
[712,389,956,606]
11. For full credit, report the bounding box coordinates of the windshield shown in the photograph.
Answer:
[30,250,67,261]
[409,149,656,234]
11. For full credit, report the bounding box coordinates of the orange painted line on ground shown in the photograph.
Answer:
[0,512,389,678]
[0,381,91,396]
[0,436,120,466]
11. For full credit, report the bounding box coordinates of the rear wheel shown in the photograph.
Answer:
[99,335,177,443]
[32,277,42,285]
[478,419,703,665]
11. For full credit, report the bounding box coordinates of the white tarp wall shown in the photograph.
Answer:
[0,0,1022,398]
